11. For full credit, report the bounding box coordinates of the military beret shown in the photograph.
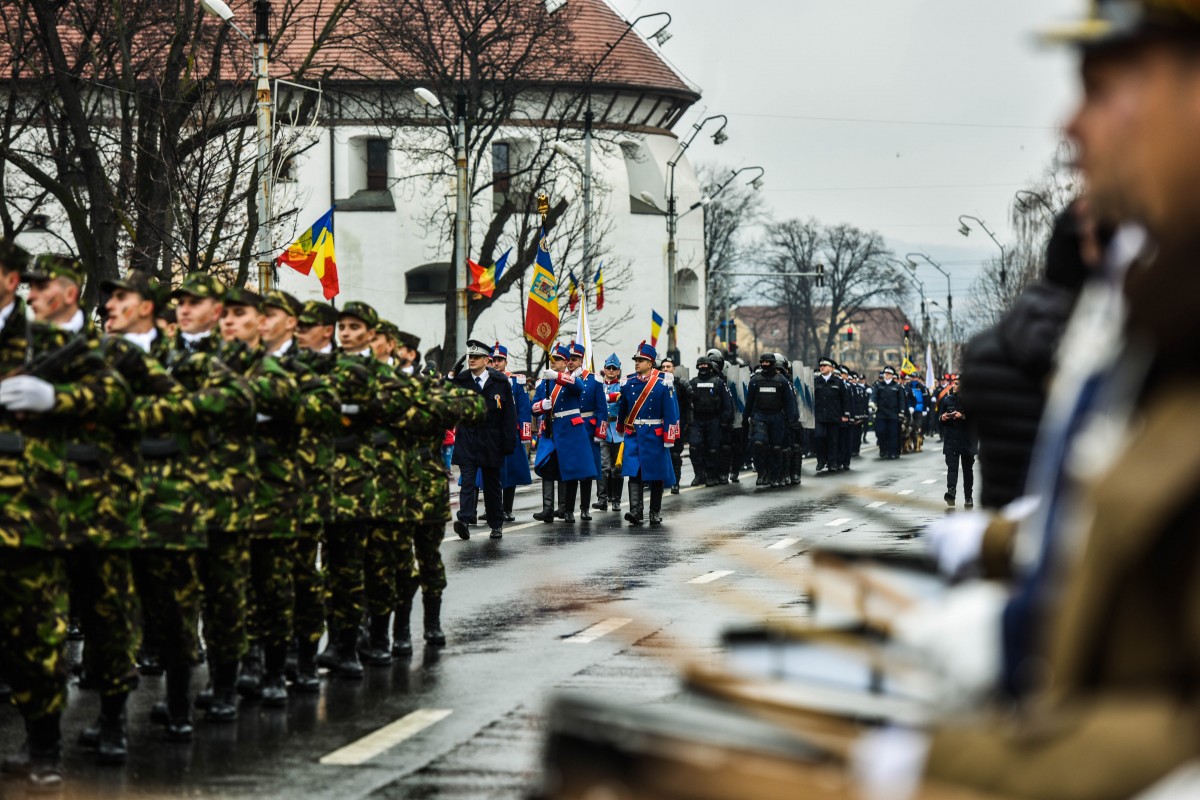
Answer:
[101,270,167,309]
[339,300,378,329]
[223,286,263,310]
[22,253,85,286]
[262,289,302,317]
[0,238,31,273]
[298,300,338,327]
[170,271,226,300]
[395,330,421,350]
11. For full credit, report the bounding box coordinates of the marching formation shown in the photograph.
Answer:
[0,240,486,793]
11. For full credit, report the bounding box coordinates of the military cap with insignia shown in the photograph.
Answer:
[465,338,492,358]
[262,289,303,317]
[298,300,338,327]
[223,285,263,309]
[338,300,378,329]
[1040,0,1200,49]
[22,253,85,286]
[170,270,226,300]
[0,238,31,273]
[101,269,167,309]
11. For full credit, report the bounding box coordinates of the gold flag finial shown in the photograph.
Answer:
[537,192,549,221]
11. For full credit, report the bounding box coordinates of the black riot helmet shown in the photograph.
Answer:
[759,353,777,373]
[696,356,712,374]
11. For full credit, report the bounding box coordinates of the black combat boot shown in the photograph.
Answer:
[164,665,194,741]
[315,635,338,670]
[4,713,64,794]
[560,481,576,523]
[138,645,164,677]
[85,692,129,765]
[330,629,364,680]
[532,480,556,523]
[206,661,240,722]
[624,478,644,526]
[649,482,664,526]
[423,595,446,646]
[690,447,706,486]
[579,480,593,521]
[261,644,289,707]
[609,474,622,512]
[236,644,263,701]
[293,639,321,693]
[593,472,608,510]
[392,598,414,657]
[360,616,393,667]
[503,486,517,522]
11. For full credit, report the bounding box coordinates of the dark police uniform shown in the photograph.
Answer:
[687,358,733,486]
[744,355,798,487]
[812,359,848,473]
[872,368,907,459]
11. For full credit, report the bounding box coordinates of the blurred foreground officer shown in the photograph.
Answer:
[687,356,733,487]
[864,5,1200,798]
[0,243,128,792]
[743,353,797,487]
[617,342,680,526]
[450,339,517,540]
[489,343,533,521]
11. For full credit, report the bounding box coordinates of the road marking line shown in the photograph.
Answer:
[443,521,542,541]
[319,709,453,766]
[688,570,735,585]
[897,489,914,496]
[866,501,886,509]
[826,517,852,527]
[922,479,937,485]
[564,618,633,643]
[768,538,799,550]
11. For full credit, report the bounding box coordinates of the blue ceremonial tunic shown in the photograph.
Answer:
[617,370,681,483]
[578,371,608,478]
[602,379,625,444]
[532,370,600,482]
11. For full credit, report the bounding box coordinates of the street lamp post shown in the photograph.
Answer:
[201,0,274,291]
[888,258,928,337]
[906,252,955,373]
[663,114,727,360]
[695,166,763,347]
[957,214,1006,285]
[1014,190,1056,225]
[415,88,470,361]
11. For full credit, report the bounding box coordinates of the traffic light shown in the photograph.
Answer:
[816,263,826,289]
[844,326,855,343]
[902,324,911,340]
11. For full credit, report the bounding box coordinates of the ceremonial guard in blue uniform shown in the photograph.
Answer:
[567,341,608,521]
[596,354,625,512]
[617,342,680,526]
[488,343,532,522]
[531,344,597,523]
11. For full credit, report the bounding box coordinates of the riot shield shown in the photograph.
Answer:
[793,361,815,430]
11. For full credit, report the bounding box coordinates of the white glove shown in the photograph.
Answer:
[891,582,1007,711]
[340,404,360,416]
[256,413,273,423]
[852,727,930,800]
[908,407,915,414]
[540,369,559,382]
[925,511,989,579]
[0,375,56,413]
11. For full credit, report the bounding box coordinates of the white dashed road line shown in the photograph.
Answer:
[826,517,852,527]
[922,479,937,485]
[865,501,887,509]
[897,489,914,496]
[768,538,799,550]
[319,709,453,766]
[564,618,633,643]
[688,570,735,585]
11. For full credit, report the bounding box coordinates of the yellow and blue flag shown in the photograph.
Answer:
[277,207,338,299]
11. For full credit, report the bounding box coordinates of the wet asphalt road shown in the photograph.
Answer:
[0,444,953,800]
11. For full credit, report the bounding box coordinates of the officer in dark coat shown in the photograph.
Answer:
[872,366,906,459]
[743,353,798,487]
[687,356,733,487]
[812,357,849,473]
[449,339,517,539]
[939,374,976,507]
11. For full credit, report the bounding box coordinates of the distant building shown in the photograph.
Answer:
[729,305,924,375]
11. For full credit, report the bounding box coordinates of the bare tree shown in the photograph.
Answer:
[699,162,767,350]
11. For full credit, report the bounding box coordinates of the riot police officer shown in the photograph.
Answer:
[743,353,798,488]
[687,356,733,487]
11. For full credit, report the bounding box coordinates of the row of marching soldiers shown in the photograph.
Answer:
[0,240,486,793]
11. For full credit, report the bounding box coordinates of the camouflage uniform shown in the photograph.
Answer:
[0,250,131,782]
[165,273,256,718]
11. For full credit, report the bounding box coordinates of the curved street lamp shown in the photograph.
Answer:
[905,252,955,373]
[957,214,1006,285]
[888,258,928,337]
[1014,189,1056,225]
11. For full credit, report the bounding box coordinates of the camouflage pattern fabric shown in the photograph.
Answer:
[398,523,448,600]
[282,345,341,530]
[0,551,69,720]
[246,539,295,649]
[292,530,325,647]
[365,524,417,618]
[408,377,487,526]
[67,550,140,697]
[198,530,250,664]
[324,523,366,633]
[137,551,203,668]
[328,351,379,524]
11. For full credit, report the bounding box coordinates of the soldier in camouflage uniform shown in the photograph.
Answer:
[394,356,485,650]
[262,292,340,692]
[217,287,300,707]
[0,247,131,792]
[101,270,210,743]
[167,272,256,722]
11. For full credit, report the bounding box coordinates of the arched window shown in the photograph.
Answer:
[675,268,700,310]
[406,263,451,304]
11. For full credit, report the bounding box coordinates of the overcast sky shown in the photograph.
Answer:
[608,0,1084,309]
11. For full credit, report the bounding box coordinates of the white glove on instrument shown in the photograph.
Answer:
[0,375,56,413]
[925,511,989,579]
[340,404,360,416]
[540,369,559,382]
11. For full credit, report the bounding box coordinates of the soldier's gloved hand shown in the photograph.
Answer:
[540,369,559,382]
[341,404,361,416]
[0,375,56,412]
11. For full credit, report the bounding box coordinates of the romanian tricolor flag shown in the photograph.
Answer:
[466,248,511,299]
[567,270,580,312]
[277,207,338,299]
[650,309,664,348]
[593,263,604,311]
[524,230,559,351]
